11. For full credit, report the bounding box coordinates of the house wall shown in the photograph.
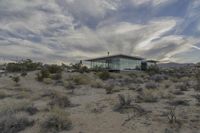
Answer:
[90,57,142,71]
[119,58,141,70]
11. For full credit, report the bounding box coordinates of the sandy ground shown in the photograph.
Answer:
[0,71,200,133]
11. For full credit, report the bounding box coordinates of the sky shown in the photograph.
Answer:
[0,0,200,64]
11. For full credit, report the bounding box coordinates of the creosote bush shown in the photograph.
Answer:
[0,114,34,133]
[49,93,71,108]
[40,107,72,132]
[97,71,110,80]
[12,76,20,85]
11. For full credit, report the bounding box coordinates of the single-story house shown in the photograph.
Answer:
[85,54,157,71]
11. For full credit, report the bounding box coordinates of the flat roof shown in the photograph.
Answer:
[146,60,159,63]
[85,54,144,61]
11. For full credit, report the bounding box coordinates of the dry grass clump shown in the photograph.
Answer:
[136,89,158,103]
[40,107,72,132]
[175,82,190,91]
[49,92,71,108]
[0,91,9,99]
[64,81,76,94]
[70,74,91,85]
[113,94,132,112]
[145,81,158,89]
[12,76,20,86]
[43,78,53,84]
[105,84,114,94]
[150,74,168,82]
[192,94,200,105]
[90,79,104,88]
[0,114,34,133]
[168,100,189,106]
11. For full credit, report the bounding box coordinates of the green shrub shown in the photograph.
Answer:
[6,59,42,72]
[97,71,110,80]
[12,76,20,84]
[46,65,63,74]
[21,71,27,77]
[36,69,50,82]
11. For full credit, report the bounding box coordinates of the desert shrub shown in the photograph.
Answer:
[0,114,34,133]
[145,81,158,89]
[24,105,38,115]
[0,91,8,99]
[71,74,91,85]
[113,94,132,112]
[193,94,200,105]
[49,93,71,108]
[195,69,200,91]
[40,108,72,132]
[36,68,50,82]
[21,71,27,77]
[45,65,63,74]
[51,72,62,80]
[137,90,158,103]
[167,106,177,124]
[105,84,114,94]
[97,71,110,80]
[176,82,189,91]
[146,65,160,75]
[12,76,20,85]
[150,74,168,82]
[168,100,189,106]
[90,79,104,88]
[64,81,75,94]
[43,78,53,84]
[6,59,42,72]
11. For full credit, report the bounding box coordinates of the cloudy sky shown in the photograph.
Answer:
[0,0,200,64]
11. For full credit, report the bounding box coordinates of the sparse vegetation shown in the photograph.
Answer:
[49,93,71,108]
[12,76,20,85]
[97,71,110,80]
[40,108,72,132]
[0,114,34,133]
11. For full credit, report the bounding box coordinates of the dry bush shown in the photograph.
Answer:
[193,94,200,105]
[0,91,8,99]
[136,89,158,103]
[49,93,71,108]
[0,114,34,133]
[12,76,20,85]
[105,84,114,94]
[168,100,189,106]
[97,71,110,80]
[195,69,200,91]
[113,94,132,112]
[90,79,104,88]
[40,107,72,132]
[64,81,76,94]
[43,78,53,84]
[71,74,91,85]
[150,74,168,82]
[176,82,189,91]
[24,105,38,115]
[50,72,62,80]
[145,81,158,89]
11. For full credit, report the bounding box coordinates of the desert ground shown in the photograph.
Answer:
[0,63,200,133]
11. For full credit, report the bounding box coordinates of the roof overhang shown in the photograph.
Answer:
[85,54,144,62]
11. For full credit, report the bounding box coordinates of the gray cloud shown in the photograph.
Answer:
[0,0,200,64]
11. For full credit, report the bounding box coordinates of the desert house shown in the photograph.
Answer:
[85,54,157,71]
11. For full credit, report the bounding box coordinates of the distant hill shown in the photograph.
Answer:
[158,62,195,69]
